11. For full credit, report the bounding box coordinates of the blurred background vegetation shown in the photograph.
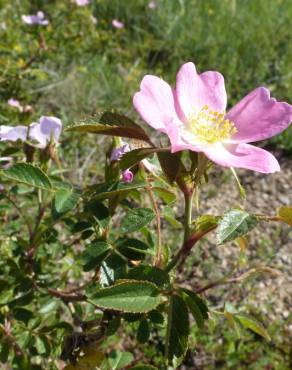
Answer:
[0,0,291,149]
[0,0,291,369]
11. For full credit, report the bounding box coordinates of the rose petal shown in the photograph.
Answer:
[29,116,62,148]
[203,143,280,173]
[227,87,292,143]
[167,123,203,153]
[133,75,181,132]
[0,125,28,142]
[175,62,227,121]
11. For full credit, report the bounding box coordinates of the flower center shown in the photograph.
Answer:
[185,105,237,144]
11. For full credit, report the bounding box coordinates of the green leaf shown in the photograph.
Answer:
[129,365,158,370]
[223,310,241,337]
[67,112,150,143]
[153,187,176,204]
[13,307,34,324]
[0,341,10,363]
[163,206,182,229]
[106,317,121,336]
[35,335,50,355]
[193,215,219,234]
[81,241,111,271]
[236,314,271,341]
[119,148,161,170]
[120,208,155,233]
[53,187,80,215]
[180,288,208,328]
[216,209,258,245]
[85,200,110,229]
[127,265,170,288]
[87,180,147,200]
[278,206,292,226]
[88,280,164,313]
[157,151,181,183]
[2,163,52,191]
[166,295,189,366]
[108,350,134,370]
[116,238,150,260]
[137,319,150,343]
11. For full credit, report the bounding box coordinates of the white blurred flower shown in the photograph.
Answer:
[112,19,124,29]
[0,125,28,142]
[0,116,62,149]
[22,11,49,26]
[148,1,157,9]
[75,0,90,6]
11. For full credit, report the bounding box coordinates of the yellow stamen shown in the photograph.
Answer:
[186,105,237,144]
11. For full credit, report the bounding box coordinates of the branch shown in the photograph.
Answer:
[47,288,87,302]
[195,267,281,294]
[146,183,162,267]
[165,225,217,272]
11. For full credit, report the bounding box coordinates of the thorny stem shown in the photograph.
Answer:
[47,288,86,302]
[165,189,195,272]
[183,191,194,243]
[146,184,162,267]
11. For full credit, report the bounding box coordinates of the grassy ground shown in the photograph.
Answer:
[0,0,291,368]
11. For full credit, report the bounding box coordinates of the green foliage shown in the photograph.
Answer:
[120,207,155,233]
[180,288,208,329]
[278,206,292,226]
[166,295,189,366]
[107,350,134,370]
[2,163,52,190]
[67,112,151,143]
[216,209,258,245]
[53,187,80,216]
[119,147,160,170]
[88,280,164,313]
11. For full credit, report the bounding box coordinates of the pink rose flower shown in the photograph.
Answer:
[133,62,292,173]
[21,11,49,26]
[112,19,124,29]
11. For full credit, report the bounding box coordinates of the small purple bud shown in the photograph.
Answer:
[8,98,23,112]
[110,144,130,162]
[122,169,134,183]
